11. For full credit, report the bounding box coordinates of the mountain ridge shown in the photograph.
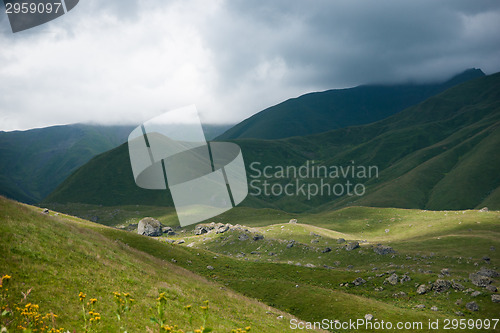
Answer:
[217,68,485,140]
[43,72,500,213]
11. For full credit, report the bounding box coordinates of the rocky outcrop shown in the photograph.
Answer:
[137,217,162,237]
[373,245,395,255]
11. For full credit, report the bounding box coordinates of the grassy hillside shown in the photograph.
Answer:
[0,196,312,332]
[217,68,484,140]
[4,197,499,332]
[44,72,500,213]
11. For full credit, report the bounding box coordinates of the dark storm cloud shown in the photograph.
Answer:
[0,0,499,130]
[203,0,500,89]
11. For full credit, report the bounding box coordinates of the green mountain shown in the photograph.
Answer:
[0,124,135,204]
[217,68,485,140]
[0,123,231,204]
[43,72,500,213]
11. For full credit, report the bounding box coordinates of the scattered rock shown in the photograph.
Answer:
[400,274,411,284]
[440,268,451,276]
[277,315,284,320]
[374,287,384,291]
[477,267,499,278]
[415,304,425,309]
[385,229,390,233]
[171,259,177,263]
[451,281,465,291]
[471,291,482,297]
[490,246,496,252]
[216,224,230,234]
[353,277,366,286]
[364,314,373,321]
[311,239,319,244]
[373,245,395,255]
[492,295,500,303]
[393,291,407,298]
[289,219,297,224]
[384,273,398,286]
[478,207,489,212]
[486,285,497,292]
[416,284,428,295]
[431,306,438,312]
[345,241,360,251]
[469,273,492,287]
[177,240,185,244]
[238,234,249,241]
[286,240,295,248]
[465,301,479,311]
[137,217,162,237]
[337,238,346,244]
[322,247,332,253]
[483,256,491,263]
[42,208,49,214]
[304,263,315,268]
[432,279,451,293]
[253,234,264,241]
[455,311,464,316]
[206,265,214,270]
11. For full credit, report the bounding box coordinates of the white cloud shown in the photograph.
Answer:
[0,0,499,131]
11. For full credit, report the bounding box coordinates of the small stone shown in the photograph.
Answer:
[353,277,366,286]
[465,301,479,311]
[416,284,428,295]
[286,240,295,248]
[431,306,438,311]
[238,234,249,241]
[415,304,425,309]
[171,259,177,263]
[345,241,360,251]
[455,311,464,316]
[322,247,332,253]
[432,279,451,293]
[337,238,346,244]
[42,208,49,214]
[486,285,497,292]
[469,273,492,287]
[277,315,284,320]
[384,273,398,286]
[364,314,373,321]
[289,219,297,223]
[492,294,500,303]
[440,268,450,276]
[206,265,214,270]
[177,239,185,244]
[471,291,481,297]
[253,234,264,241]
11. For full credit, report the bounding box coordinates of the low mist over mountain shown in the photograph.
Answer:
[217,68,485,140]
[44,72,500,212]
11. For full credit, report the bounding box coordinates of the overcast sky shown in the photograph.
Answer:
[1,0,499,131]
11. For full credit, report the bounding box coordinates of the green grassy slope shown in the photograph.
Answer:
[217,68,485,140]
[0,196,313,332]
[6,197,500,332]
[44,72,500,212]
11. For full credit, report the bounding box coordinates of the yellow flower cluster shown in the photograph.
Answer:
[88,310,101,323]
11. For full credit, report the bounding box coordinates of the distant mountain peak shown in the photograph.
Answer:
[443,68,485,87]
